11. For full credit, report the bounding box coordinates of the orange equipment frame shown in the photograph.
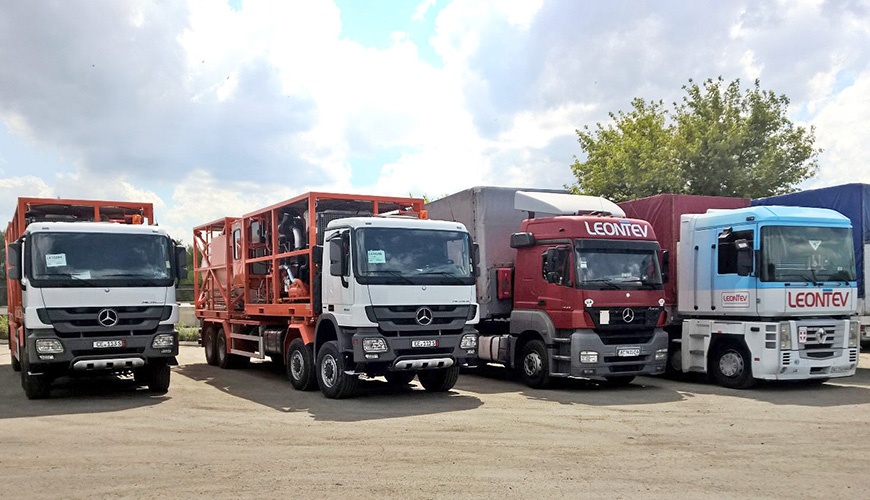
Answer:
[193,192,424,350]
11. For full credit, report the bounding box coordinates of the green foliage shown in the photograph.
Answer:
[569,77,820,201]
[0,314,8,340]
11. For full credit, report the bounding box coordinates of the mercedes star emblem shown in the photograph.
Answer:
[622,308,635,323]
[415,307,434,326]
[98,308,119,327]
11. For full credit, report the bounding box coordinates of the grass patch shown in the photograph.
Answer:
[178,325,200,342]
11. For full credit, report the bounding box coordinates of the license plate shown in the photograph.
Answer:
[412,339,438,348]
[93,340,124,349]
[617,347,641,357]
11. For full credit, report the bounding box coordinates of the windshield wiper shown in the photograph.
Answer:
[418,271,468,284]
[618,278,661,289]
[581,279,621,290]
[366,270,415,285]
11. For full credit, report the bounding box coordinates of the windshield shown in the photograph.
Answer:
[28,232,174,287]
[354,227,475,286]
[575,246,662,290]
[760,226,855,282]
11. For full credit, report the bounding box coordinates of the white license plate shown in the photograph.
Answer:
[617,347,641,357]
[412,339,438,348]
[93,340,124,349]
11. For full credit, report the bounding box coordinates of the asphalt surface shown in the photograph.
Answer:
[1,342,869,499]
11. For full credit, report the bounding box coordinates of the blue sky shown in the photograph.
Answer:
[1,0,869,242]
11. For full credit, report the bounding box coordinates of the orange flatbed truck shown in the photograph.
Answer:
[194,191,479,399]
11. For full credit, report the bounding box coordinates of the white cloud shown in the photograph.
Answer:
[808,70,870,188]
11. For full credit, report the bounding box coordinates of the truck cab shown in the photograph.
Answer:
[315,216,479,397]
[676,205,860,387]
[6,202,187,399]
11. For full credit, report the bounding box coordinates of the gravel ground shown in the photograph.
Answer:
[1,343,869,499]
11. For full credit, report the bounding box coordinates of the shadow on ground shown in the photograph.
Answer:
[176,361,483,422]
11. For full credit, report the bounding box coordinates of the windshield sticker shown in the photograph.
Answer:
[579,257,588,269]
[368,250,386,264]
[45,253,67,267]
[809,240,821,250]
[72,271,91,280]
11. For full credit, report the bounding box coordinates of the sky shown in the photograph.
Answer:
[1,0,869,243]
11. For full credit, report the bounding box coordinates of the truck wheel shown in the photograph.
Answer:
[287,339,317,391]
[519,340,551,389]
[385,371,416,386]
[146,362,171,394]
[418,366,459,392]
[203,326,218,366]
[602,375,635,387]
[216,328,230,369]
[316,341,358,399]
[712,343,756,389]
[20,353,51,400]
[664,344,682,378]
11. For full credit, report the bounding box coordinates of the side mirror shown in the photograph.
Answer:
[175,246,188,280]
[471,243,480,278]
[736,240,753,277]
[661,249,670,283]
[6,242,21,281]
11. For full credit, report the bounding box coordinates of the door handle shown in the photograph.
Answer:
[538,299,546,306]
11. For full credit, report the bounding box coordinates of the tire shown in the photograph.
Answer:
[287,339,317,391]
[146,362,171,394]
[712,343,756,389]
[203,326,218,366]
[316,341,358,399]
[418,366,459,392]
[20,351,51,400]
[384,371,416,386]
[519,339,551,389]
[215,328,233,369]
[664,343,682,378]
[602,375,635,387]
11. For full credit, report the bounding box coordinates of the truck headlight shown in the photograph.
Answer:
[362,337,388,353]
[580,351,598,364]
[780,322,792,351]
[848,321,859,348]
[152,334,175,348]
[655,348,668,361]
[35,338,64,354]
[460,334,478,349]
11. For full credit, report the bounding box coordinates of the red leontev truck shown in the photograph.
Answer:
[426,187,668,388]
[5,198,187,399]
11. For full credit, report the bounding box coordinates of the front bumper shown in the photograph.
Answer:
[349,326,478,372]
[24,326,179,375]
[757,348,858,380]
[568,328,668,379]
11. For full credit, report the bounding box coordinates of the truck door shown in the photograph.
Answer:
[325,229,354,322]
[713,225,756,314]
[539,245,576,328]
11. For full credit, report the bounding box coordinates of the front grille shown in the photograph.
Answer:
[367,305,471,332]
[41,306,167,336]
[587,306,662,332]
[806,351,836,359]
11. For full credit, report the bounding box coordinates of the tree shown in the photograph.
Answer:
[569,77,820,201]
